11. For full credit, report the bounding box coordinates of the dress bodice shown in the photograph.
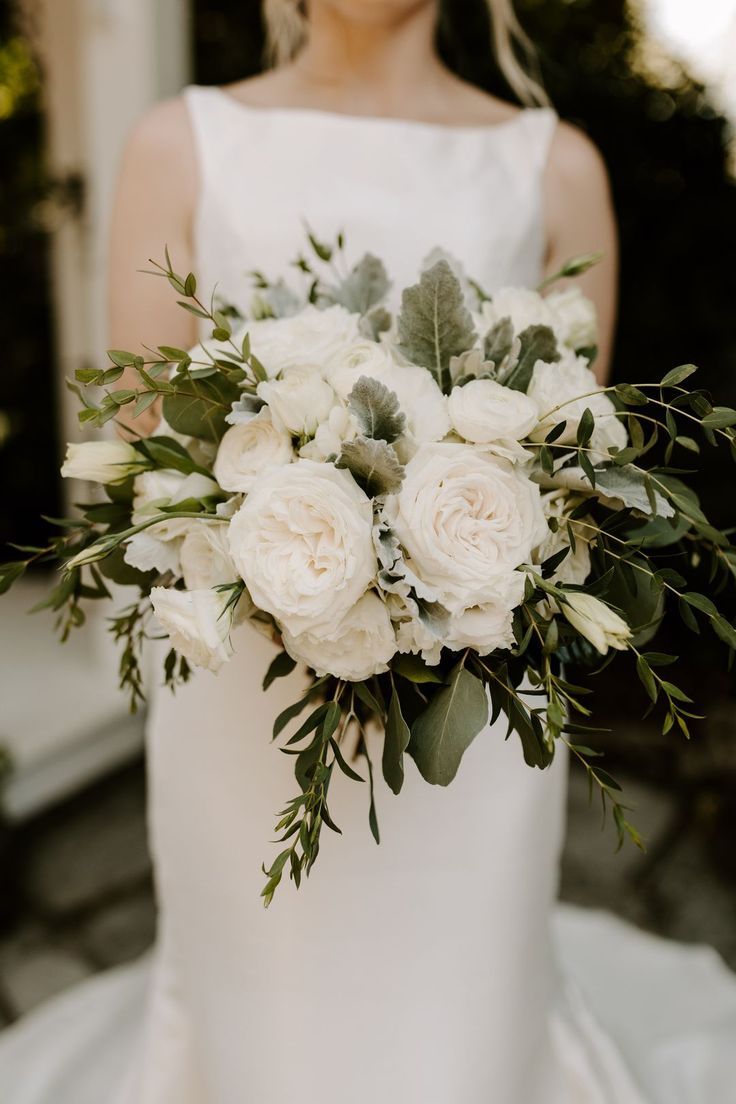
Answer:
[184,85,558,308]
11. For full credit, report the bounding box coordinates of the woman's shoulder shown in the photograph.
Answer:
[123,94,196,165]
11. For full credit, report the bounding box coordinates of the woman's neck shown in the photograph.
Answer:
[281,4,456,117]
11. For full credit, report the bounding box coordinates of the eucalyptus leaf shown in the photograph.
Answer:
[163,373,240,442]
[595,466,675,518]
[408,664,488,785]
[336,437,405,496]
[382,690,411,795]
[397,260,476,390]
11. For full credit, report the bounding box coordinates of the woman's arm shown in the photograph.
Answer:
[108,96,198,437]
[543,121,619,384]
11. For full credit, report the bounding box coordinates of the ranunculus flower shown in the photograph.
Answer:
[527,349,627,463]
[150,587,234,672]
[323,339,396,400]
[546,286,598,351]
[179,522,237,591]
[227,459,376,637]
[242,304,361,377]
[448,378,539,446]
[384,443,547,614]
[562,592,632,654]
[61,440,142,484]
[477,287,558,340]
[213,411,293,493]
[281,591,396,681]
[257,365,335,437]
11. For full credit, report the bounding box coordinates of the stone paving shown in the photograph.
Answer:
[0,753,734,1026]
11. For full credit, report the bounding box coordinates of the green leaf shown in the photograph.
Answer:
[636,655,658,703]
[330,253,390,314]
[162,374,239,442]
[577,406,595,448]
[98,547,155,588]
[107,349,139,368]
[615,384,648,406]
[382,689,411,795]
[347,376,406,444]
[139,436,202,476]
[682,591,718,616]
[397,260,476,390]
[263,650,297,691]
[660,364,697,388]
[0,560,27,595]
[391,652,445,683]
[408,665,488,785]
[336,437,405,496]
[712,615,736,650]
[595,466,675,517]
[482,316,514,367]
[701,407,736,429]
[503,324,559,393]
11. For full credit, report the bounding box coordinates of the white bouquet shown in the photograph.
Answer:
[4,233,736,904]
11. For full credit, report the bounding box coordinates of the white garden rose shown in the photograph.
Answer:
[546,286,598,350]
[281,591,396,681]
[213,411,293,493]
[227,459,376,637]
[299,405,359,461]
[384,443,547,614]
[448,378,539,445]
[527,350,627,463]
[323,339,395,400]
[244,304,361,377]
[150,587,234,673]
[444,573,527,655]
[257,365,335,437]
[61,440,142,485]
[477,287,558,340]
[562,593,632,655]
[179,522,238,591]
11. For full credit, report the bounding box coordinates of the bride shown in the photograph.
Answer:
[2,2,736,1102]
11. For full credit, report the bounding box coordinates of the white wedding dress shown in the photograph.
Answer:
[2,86,736,1104]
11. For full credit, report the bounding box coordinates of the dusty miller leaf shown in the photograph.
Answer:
[397,260,476,390]
[336,437,405,496]
[502,324,560,393]
[330,253,390,315]
[483,316,516,367]
[595,466,675,518]
[348,376,406,443]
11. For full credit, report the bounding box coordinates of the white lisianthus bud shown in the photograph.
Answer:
[562,593,632,655]
[281,592,397,681]
[150,587,234,673]
[299,405,359,461]
[61,440,142,485]
[545,286,598,351]
[213,411,293,493]
[257,365,336,437]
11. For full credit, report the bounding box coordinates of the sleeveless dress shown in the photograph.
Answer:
[2,85,736,1104]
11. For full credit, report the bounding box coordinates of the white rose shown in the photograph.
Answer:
[227,459,376,636]
[546,286,598,351]
[448,378,539,445]
[384,443,547,614]
[562,593,632,655]
[533,491,592,587]
[179,522,237,590]
[477,287,558,340]
[323,340,395,400]
[243,304,361,377]
[61,440,142,485]
[299,405,359,461]
[387,365,450,447]
[528,350,627,463]
[150,586,234,672]
[257,365,335,437]
[282,592,396,681]
[213,411,293,493]
[444,574,527,655]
